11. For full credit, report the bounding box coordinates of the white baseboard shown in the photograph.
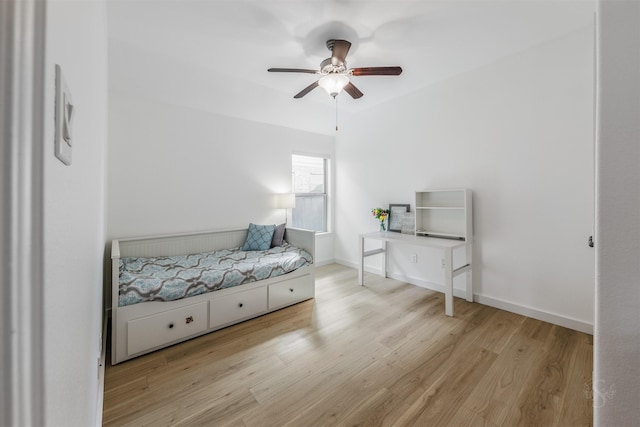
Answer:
[385,271,471,299]
[334,258,357,270]
[315,258,336,267]
[474,294,593,335]
[331,260,593,335]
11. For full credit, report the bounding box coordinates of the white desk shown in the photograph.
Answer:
[358,232,473,316]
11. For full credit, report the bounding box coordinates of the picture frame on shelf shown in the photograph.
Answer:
[388,204,410,232]
[401,211,415,234]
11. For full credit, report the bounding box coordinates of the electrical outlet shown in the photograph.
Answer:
[410,253,417,263]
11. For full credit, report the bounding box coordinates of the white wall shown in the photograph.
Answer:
[108,93,334,236]
[335,24,595,332]
[595,0,640,424]
[43,1,108,426]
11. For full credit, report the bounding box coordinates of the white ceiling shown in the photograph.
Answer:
[107,0,594,122]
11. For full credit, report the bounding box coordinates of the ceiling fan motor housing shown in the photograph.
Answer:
[320,58,347,75]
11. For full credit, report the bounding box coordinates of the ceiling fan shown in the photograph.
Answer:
[268,39,403,99]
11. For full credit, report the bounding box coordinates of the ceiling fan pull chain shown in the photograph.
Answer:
[335,96,339,132]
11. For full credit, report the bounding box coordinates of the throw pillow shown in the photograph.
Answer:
[242,223,276,251]
[271,223,286,247]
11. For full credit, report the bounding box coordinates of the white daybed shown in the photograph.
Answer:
[111,227,315,364]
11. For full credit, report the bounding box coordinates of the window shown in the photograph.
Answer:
[291,154,329,232]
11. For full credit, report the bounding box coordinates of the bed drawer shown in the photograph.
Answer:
[127,301,208,356]
[209,286,268,329]
[268,276,314,310]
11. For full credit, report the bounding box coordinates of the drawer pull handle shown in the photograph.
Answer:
[185,316,194,324]
[289,288,294,293]
[168,323,174,329]
[238,303,243,308]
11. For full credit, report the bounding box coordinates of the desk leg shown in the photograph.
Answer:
[358,235,364,286]
[381,240,387,279]
[444,248,454,317]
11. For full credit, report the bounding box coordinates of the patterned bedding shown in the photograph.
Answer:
[118,243,313,307]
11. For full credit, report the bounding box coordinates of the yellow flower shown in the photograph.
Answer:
[371,207,389,221]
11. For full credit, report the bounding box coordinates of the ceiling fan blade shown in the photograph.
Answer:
[330,39,351,66]
[268,68,318,74]
[343,82,363,99]
[293,81,319,98]
[351,66,403,76]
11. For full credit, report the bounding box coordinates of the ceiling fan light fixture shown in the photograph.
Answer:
[318,74,349,98]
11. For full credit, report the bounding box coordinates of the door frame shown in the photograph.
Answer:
[0,1,47,425]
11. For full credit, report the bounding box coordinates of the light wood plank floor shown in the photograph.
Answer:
[103,264,593,426]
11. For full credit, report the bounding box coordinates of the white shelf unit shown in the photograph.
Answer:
[415,189,472,241]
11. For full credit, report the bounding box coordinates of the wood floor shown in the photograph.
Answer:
[103,264,593,427]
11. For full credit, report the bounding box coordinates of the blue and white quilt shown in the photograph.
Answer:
[118,243,312,307]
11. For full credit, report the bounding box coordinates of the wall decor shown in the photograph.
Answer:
[388,204,410,232]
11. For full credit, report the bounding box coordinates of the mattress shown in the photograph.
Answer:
[118,243,313,307]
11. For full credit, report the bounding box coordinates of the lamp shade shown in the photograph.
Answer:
[276,193,296,209]
[318,74,349,97]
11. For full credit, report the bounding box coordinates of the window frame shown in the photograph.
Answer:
[291,153,331,233]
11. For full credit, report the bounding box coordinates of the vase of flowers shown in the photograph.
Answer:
[371,207,389,232]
